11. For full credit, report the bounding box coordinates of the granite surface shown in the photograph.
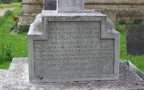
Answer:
[0,58,144,90]
[28,12,119,82]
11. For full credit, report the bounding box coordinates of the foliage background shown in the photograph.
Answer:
[0,0,21,4]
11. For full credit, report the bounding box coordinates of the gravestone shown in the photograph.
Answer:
[28,0,120,83]
[127,23,144,55]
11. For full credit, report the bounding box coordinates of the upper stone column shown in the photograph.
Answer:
[57,0,85,12]
[57,0,84,12]
[44,0,85,12]
[44,0,57,10]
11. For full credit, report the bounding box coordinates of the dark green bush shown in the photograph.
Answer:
[116,19,144,32]
[0,0,11,4]
[0,0,21,4]
[4,10,13,17]
[116,22,127,33]
[18,25,30,32]
[118,19,126,25]
[12,0,22,2]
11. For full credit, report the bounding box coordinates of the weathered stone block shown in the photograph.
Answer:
[28,11,120,83]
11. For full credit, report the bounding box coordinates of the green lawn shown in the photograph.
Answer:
[0,3,144,72]
[0,3,27,69]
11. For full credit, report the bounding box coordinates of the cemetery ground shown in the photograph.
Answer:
[0,3,144,72]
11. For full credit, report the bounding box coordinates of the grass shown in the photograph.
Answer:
[0,3,27,69]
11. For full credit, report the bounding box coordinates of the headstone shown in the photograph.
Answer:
[127,23,144,55]
[28,0,120,83]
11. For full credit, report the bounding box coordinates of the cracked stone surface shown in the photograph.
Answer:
[0,57,144,90]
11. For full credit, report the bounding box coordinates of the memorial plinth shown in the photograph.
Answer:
[28,0,120,83]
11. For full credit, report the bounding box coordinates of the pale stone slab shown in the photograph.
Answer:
[0,58,144,89]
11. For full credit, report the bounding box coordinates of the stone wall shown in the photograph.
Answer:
[19,0,43,25]
[85,0,144,22]
[19,0,144,25]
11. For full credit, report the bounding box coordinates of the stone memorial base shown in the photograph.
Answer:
[0,57,144,90]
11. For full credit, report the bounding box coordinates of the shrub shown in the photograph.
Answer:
[118,19,126,25]
[116,19,144,33]
[116,22,126,33]
[0,10,14,31]
[4,10,13,17]
[18,25,30,32]
[0,0,11,4]
[12,0,21,2]
[0,43,13,64]
[0,0,21,3]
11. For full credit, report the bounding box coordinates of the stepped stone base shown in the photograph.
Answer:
[0,57,144,90]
